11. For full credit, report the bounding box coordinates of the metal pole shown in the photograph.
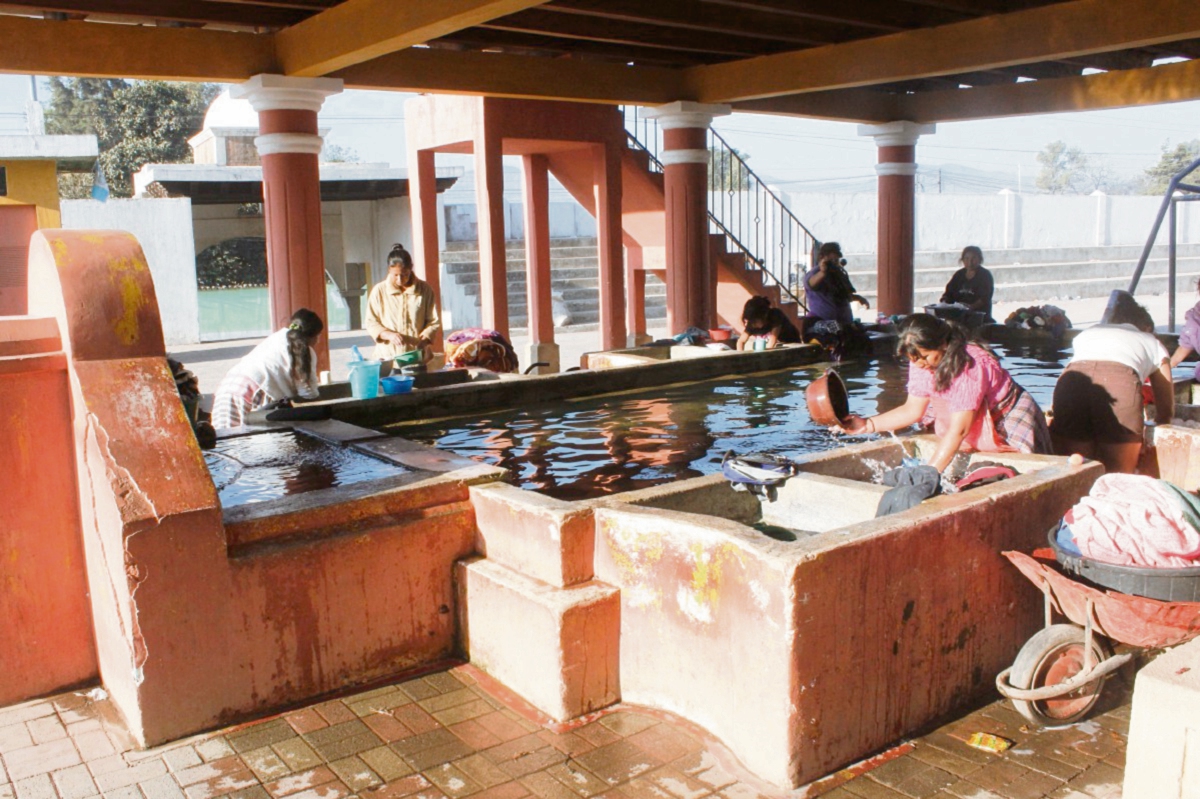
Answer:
[1170,198,1178,332]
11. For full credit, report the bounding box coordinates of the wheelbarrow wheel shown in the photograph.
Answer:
[1009,623,1112,726]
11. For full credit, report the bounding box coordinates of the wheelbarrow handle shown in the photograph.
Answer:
[995,651,1134,702]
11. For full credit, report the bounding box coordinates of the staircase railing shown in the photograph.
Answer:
[1127,155,1200,332]
[620,106,817,311]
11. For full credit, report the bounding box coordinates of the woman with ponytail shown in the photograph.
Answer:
[833,313,1050,473]
[365,242,441,363]
[211,308,324,429]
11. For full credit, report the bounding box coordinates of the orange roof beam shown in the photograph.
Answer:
[333,46,690,106]
[0,15,275,81]
[686,0,1200,103]
[275,0,550,78]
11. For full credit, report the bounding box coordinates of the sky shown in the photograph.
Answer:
[2,72,1197,195]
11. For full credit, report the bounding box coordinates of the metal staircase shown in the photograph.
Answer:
[621,106,818,312]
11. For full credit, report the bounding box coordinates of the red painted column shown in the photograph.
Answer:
[475,125,509,338]
[594,141,626,351]
[625,244,647,343]
[232,75,342,370]
[408,147,443,351]
[645,102,730,335]
[521,154,558,372]
[858,121,935,317]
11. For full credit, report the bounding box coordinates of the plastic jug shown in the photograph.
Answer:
[348,360,381,399]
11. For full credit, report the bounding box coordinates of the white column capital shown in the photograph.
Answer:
[857,121,936,148]
[644,100,731,130]
[230,74,343,114]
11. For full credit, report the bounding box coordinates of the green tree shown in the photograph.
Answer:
[1035,140,1091,194]
[1139,139,1200,196]
[708,146,751,191]
[45,78,219,198]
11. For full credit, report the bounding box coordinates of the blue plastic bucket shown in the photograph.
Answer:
[348,360,381,399]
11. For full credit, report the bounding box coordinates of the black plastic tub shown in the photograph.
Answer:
[1048,526,1200,603]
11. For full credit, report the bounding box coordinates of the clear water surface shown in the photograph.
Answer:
[393,341,1192,501]
[205,430,407,507]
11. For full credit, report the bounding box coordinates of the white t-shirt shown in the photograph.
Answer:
[1069,324,1169,380]
[226,328,321,403]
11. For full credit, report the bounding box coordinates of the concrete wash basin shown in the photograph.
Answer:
[586,436,1101,788]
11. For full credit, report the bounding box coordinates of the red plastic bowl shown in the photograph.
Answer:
[708,328,733,342]
[806,369,850,426]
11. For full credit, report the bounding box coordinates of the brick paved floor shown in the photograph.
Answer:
[0,665,1129,799]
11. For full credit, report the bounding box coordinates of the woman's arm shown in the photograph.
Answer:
[736,330,750,351]
[1149,361,1176,424]
[927,409,974,473]
[1171,345,1193,368]
[835,394,929,435]
[766,325,782,349]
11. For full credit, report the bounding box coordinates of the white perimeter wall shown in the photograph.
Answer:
[776,191,1200,255]
[61,198,198,346]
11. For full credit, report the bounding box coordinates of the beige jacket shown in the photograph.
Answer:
[364,276,441,360]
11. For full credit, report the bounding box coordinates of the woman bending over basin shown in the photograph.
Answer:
[833,314,1051,473]
[212,308,324,429]
[1050,294,1173,475]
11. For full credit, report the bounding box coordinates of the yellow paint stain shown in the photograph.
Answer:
[687,541,746,616]
[113,265,148,345]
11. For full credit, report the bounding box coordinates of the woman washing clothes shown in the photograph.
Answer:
[1050,293,1173,475]
[736,295,801,351]
[832,313,1051,474]
[211,308,324,429]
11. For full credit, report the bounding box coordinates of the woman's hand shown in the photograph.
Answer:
[831,414,871,435]
[852,293,871,309]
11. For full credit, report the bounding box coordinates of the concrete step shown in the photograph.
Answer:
[443,236,598,252]
[849,254,1200,292]
[441,251,601,268]
[859,269,1200,306]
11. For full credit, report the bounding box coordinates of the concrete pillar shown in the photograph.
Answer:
[999,189,1018,250]
[594,140,627,351]
[408,148,443,350]
[858,121,934,316]
[475,125,509,338]
[645,101,731,334]
[1092,189,1109,246]
[625,245,651,346]
[232,74,342,370]
[522,154,558,373]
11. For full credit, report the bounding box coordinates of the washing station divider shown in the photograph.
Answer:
[464,436,1101,788]
[18,229,1111,791]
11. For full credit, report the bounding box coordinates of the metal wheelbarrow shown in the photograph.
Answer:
[996,542,1200,726]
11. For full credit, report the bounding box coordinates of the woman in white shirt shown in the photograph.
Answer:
[1050,295,1174,474]
[211,308,324,429]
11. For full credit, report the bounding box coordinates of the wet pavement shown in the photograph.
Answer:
[0,662,1130,799]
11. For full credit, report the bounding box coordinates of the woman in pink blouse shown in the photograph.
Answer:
[835,314,1051,473]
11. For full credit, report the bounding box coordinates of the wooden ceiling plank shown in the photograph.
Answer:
[436,28,721,67]
[332,45,689,105]
[896,57,1200,121]
[686,0,1200,103]
[0,14,276,80]
[477,14,765,59]
[698,0,966,33]
[276,0,548,77]
[541,0,868,45]
[0,0,309,28]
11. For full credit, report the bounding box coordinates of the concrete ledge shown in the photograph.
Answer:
[1123,636,1200,798]
[470,483,594,587]
[1154,425,1200,492]
[456,558,620,721]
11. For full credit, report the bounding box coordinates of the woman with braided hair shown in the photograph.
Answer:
[211,308,324,429]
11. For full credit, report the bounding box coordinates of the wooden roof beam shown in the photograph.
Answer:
[0,14,276,81]
[275,0,548,77]
[897,57,1200,122]
[332,45,689,105]
[685,0,1200,103]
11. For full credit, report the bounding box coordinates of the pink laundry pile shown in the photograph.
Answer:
[1065,473,1200,568]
